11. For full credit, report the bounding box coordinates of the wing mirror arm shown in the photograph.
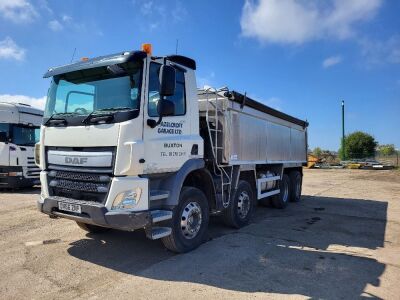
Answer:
[147,65,176,129]
[147,102,164,128]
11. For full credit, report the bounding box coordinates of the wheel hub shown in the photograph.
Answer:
[237,191,250,219]
[180,202,202,239]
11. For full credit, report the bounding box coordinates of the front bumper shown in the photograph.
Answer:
[38,196,151,231]
[0,166,39,188]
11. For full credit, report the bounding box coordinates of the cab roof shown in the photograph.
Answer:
[43,51,196,78]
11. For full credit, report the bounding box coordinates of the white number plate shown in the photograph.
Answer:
[58,202,81,214]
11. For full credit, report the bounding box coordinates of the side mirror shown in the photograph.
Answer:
[159,65,176,96]
[0,132,8,143]
[158,99,175,117]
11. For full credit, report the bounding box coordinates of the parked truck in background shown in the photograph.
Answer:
[0,102,43,188]
[36,44,308,252]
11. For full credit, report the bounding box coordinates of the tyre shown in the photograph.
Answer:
[162,186,209,253]
[76,222,110,233]
[272,173,290,209]
[223,180,255,228]
[289,171,302,202]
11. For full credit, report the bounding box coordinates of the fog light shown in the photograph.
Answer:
[111,187,142,210]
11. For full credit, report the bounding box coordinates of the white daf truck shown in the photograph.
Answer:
[36,45,308,252]
[0,102,42,188]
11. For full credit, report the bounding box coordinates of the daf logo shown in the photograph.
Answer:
[65,156,88,165]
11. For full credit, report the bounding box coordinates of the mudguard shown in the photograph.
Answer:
[159,159,205,206]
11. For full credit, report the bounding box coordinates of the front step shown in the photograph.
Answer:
[147,227,172,240]
[149,190,169,201]
[151,210,173,223]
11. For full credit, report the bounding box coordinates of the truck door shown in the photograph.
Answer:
[0,123,10,166]
[142,61,192,174]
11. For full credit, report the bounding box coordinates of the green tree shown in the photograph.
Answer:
[312,147,322,158]
[377,144,396,156]
[339,131,377,160]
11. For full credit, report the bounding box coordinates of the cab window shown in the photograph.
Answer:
[148,62,186,117]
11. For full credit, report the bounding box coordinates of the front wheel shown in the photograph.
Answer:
[162,186,209,253]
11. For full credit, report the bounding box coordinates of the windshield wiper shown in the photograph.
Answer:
[44,113,77,126]
[82,107,136,124]
[94,107,135,112]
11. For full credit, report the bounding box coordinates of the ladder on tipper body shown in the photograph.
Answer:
[201,87,233,209]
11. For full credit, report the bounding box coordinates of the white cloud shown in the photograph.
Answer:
[240,0,382,44]
[197,71,216,88]
[37,0,53,15]
[248,94,283,111]
[322,55,342,68]
[139,1,154,15]
[360,35,400,66]
[0,37,26,61]
[0,0,39,23]
[62,14,72,22]
[264,97,282,111]
[0,94,46,109]
[133,0,187,31]
[48,19,63,31]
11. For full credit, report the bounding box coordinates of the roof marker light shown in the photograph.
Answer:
[141,43,152,55]
[81,57,89,61]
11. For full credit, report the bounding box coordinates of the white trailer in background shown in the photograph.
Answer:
[0,102,43,188]
[37,44,308,252]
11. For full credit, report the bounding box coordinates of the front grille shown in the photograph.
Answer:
[50,178,108,193]
[26,156,40,178]
[45,146,115,203]
[49,170,110,182]
[48,169,111,203]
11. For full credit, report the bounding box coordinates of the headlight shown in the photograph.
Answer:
[111,187,142,210]
[34,143,40,166]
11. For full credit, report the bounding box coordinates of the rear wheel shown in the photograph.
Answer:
[223,180,255,228]
[289,171,302,202]
[162,186,209,253]
[272,174,290,209]
[76,222,110,233]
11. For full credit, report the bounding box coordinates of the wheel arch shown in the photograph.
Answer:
[182,168,217,211]
[238,170,257,194]
[156,159,212,207]
[284,166,303,176]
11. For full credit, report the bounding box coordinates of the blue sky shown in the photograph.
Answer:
[0,0,399,150]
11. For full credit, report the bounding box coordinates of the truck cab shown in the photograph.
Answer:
[37,45,307,252]
[0,102,42,188]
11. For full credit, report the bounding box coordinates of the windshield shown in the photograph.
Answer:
[0,123,10,136]
[12,125,40,145]
[0,123,40,145]
[44,65,142,117]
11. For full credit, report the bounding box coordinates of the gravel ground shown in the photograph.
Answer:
[0,169,399,299]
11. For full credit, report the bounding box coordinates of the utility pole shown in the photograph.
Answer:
[341,100,346,161]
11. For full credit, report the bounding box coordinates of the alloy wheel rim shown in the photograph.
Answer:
[180,202,202,239]
[237,191,250,219]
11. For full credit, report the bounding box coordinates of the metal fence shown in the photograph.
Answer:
[375,154,399,167]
